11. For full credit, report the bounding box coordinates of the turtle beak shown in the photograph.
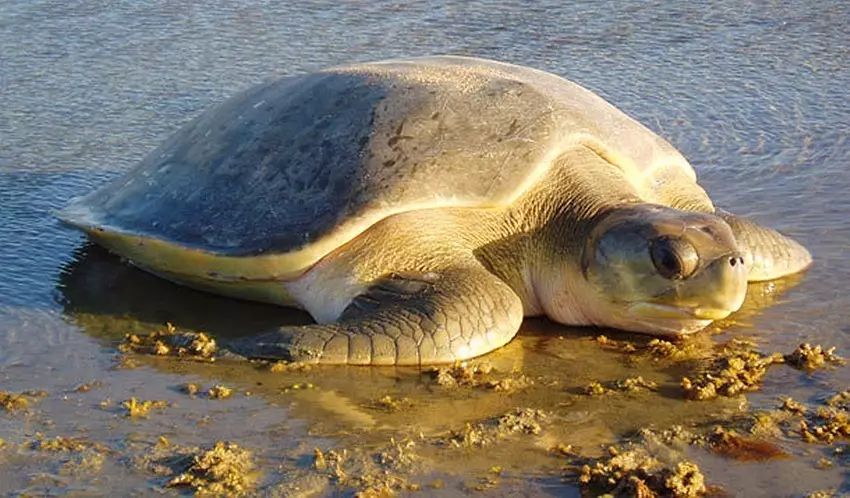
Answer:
[629,251,747,331]
[627,302,733,320]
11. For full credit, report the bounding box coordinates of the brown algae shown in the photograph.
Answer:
[29,434,100,453]
[800,408,850,444]
[646,339,702,361]
[59,450,107,476]
[792,393,850,444]
[368,395,414,412]
[636,424,787,463]
[281,382,316,393]
[594,334,637,353]
[447,408,547,448]
[179,383,236,399]
[583,381,610,396]
[207,385,234,399]
[805,490,837,498]
[485,374,534,392]
[704,427,788,461]
[430,361,493,387]
[122,397,169,418]
[429,361,532,392]
[0,390,32,412]
[268,360,313,373]
[166,441,257,496]
[577,445,707,498]
[26,433,111,478]
[119,322,217,360]
[312,437,421,496]
[747,392,850,444]
[780,397,808,415]
[784,343,845,370]
[582,376,658,396]
[71,381,102,393]
[826,390,850,410]
[680,343,783,400]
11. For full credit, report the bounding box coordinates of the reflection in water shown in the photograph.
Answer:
[706,271,807,332]
[58,243,311,342]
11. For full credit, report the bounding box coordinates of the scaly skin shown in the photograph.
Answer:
[229,268,523,365]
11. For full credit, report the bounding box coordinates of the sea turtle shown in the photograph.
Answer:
[58,56,812,366]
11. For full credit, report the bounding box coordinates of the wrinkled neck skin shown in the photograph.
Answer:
[474,147,642,326]
[479,215,635,330]
[474,147,718,337]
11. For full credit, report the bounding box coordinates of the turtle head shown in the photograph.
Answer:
[561,205,747,335]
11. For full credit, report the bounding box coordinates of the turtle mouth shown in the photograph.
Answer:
[627,302,732,321]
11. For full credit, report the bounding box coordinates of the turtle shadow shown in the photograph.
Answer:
[57,243,312,343]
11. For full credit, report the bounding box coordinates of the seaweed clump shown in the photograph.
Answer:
[166,441,256,496]
[582,376,658,396]
[29,434,98,452]
[207,385,234,400]
[680,343,782,400]
[646,339,703,361]
[312,437,421,496]
[28,433,109,477]
[119,322,217,361]
[800,408,850,444]
[594,334,637,353]
[0,390,31,412]
[122,397,169,418]
[784,343,845,371]
[268,360,312,373]
[368,395,414,413]
[780,397,807,415]
[430,361,493,387]
[180,383,236,399]
[447,408,547,448]
[826,390,850,410]
[578,445,706,497]
[805,491,837,498]
[429,361,532,392]
[747,392,850,445]
[584,381,610,396]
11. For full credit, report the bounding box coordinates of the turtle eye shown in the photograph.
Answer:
[650,236,699,280]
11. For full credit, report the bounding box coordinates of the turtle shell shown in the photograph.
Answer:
[59,56,706,282]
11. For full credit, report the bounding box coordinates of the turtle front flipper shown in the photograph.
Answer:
[717,210,812,281]
[226,266,524,366]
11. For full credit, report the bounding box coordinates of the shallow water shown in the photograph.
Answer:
[1,1,848,495]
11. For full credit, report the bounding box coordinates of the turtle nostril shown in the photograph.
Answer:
[729,256,744,267]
